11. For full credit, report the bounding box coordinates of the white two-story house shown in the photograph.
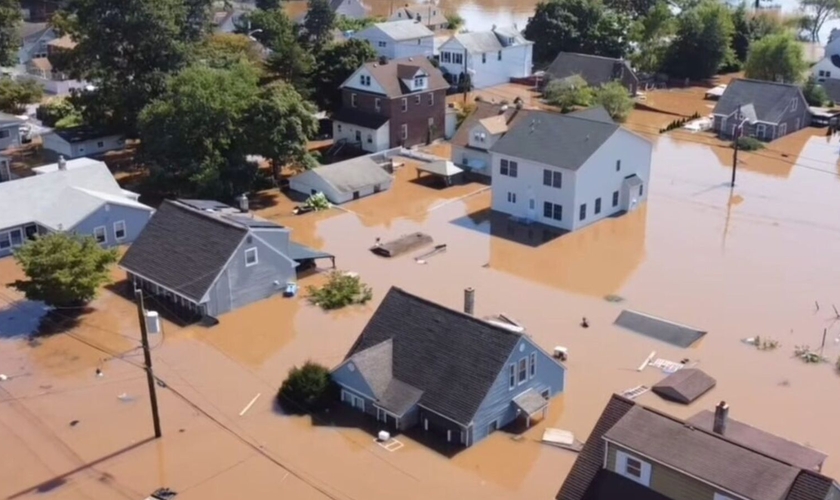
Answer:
[352,20,435,60]
[489,107,652,232]
[451,101,523,177]
[438,26,533,89]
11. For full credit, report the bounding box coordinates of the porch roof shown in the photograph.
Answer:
[513,389,548,416]
[287,241,334,262]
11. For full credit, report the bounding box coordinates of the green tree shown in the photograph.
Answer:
[301,0,336,50]
[523,0,631,66]
[663,0,734,80]
[256,0,282,9]
[446,12,465,30]
[311,38,377,113]
[799,0,840,42]
[629,0,674,73]
[55,0,211,136]
[277,361,334,413]
[249,81,319,176]
[192,33,265,68]
[307,271,372,310]
[603,0,657,18]
[544,75,594,111]
[749,11,784,39]
[36,97,82,127]
[744,33,807,83]
[0,79,43,113]
[12,233,118,308]
[247,8,313,93]
[334,16,378,32]
[802,76,830,105]
[594,81,634,122]
[730,3,750,64]
[0,0,22,66]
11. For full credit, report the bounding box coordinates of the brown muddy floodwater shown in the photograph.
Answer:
[4,134,840,500]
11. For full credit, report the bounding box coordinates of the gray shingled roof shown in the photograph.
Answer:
[295,156,393,194]
[651,368,716,404]
[489,108,619,171]
[687,410,827,471]
[545,52,637,88]
[357,56,448,98]
[605,406,801,500]
[119,200,248,302]
[369,20,433,41]
[344,287,526,426]
[713,78,807,124]
[452,31,503,53]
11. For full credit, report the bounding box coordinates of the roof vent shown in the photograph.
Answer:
[238,193,249,213]
[500,104,509,112]
[57,155,67,171]
[713,401,729,435]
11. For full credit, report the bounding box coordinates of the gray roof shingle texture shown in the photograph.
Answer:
[345,287,523,425]
[687,410,827,471]
[614,309,707,348]
[450,101,523,149]
[604,406,801,500]
[489,108,619,170]
[371,20,434,41]
[651,368,716,404]
[300,156,393,194]
[713,78,807,124]
[362,57,448,98]
[546,52,638,87]
[119,200,246,302]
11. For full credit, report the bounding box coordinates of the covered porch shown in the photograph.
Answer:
[415,160,464,187]
[513,389,549,428]
[287,241,335,272]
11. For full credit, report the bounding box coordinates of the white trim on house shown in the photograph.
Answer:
[603,437,751,500]
[93,225,107,244]
[616,449,652,486]
[113,220,126,241]
[244,247,258,267]
[120,267,204,306]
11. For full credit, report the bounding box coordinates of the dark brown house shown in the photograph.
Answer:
[332,56,448,152]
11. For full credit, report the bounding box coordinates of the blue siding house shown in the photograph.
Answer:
[119,199,335,319]
[0,156,153,258]
[333,287,566,448]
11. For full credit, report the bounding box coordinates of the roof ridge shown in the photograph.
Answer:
[625,396,824,473]
[733,77,799,89]
[168,200,250,232]
[526,108,619,128]
[559,51,624,62]
[389,286,526,339]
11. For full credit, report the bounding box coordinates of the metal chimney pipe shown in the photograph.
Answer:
[713,401,729,435]
[57,155,67,171]
[464,287,475,315]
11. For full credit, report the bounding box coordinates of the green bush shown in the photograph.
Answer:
[734,136,764,151]
[306,271,372,310]
[277,361,334,413]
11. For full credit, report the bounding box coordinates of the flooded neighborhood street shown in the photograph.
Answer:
[3,130,840,500]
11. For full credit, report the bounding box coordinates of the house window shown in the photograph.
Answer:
[97,141,104,148]
[366,133,372,144]
[498,50,502,61]
[93,226,107,244]
[453,53,463,64]
[429,92,434,106]
[414,76,425,88]
[500,158,509,175]
[828,71,833,78]
[417,38,421,45]
[245,247,258,267]
[113,220,126,241]
[442,51,451,63]
[401,123,408,140]
[509,161,517,177]
[360,75,370,86]
[819,70,826,76]
[377,41,386,47]
[639,184,644,196]
[401,98,407,112]
[544,202,562,221]
[337,124,342,132]
[0,130,9,139]
[543,169,561,188]
[415,95,421,105]
[10,229,22,247]
[612,190,619,207]
[595,198,601,215]
[509,364,515,389]
[791,98,797,111]
[0,231,10,250]
[355,130,361,142]
[579,203,586,221]
[543,202,552,218]
[351,93,357,107]
[616,159,621,171]
[517,357,527,384]
[374,98,381,112]
[428,117,434,127]
[482,53,486,64]
[616,450,651,486]
[529,352,536,378]
[507,192,516,203]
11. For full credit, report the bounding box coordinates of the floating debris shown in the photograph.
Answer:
[621,385,650,400]
[604,294,625,303]
[794,345,825,364]
[541,428,584,452]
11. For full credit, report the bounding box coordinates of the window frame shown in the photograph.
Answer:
[543,201,552,218]
[93,225,107,244]
[113,220,126,241]
[507,191,516,203]
[616,450,651,486]
[552,203,562,221]
[0,231,10,250]
[429,92,434,106]
[517,357,527,384]
[497,50,502,61]
[351,93,357,108]
[245,247,259,267]
[401,98,408,112]
[616,159,621,172]
[612,190,619,207]
[508,160,518,177]
[500,158,509,176]
[415,94,421,105]
[508,364,516,389]
[482,53,486,64]
[529,352,536,378]
[579,203,586,221]
[401,123,408,140]
[374,98,381,112]
[594,198,601,215]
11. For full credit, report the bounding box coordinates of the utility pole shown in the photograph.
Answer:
[731,104,741,188]
[135,288,162,439]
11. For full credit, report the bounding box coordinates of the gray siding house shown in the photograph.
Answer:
[119,199,333,319]
[0,113,24,151]
[0,157,152,258]
[332,287,566,448]
[556,396,839,500]
[545,52,640,96]
[712,79,811,141]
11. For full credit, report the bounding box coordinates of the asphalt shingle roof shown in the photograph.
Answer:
[358,56,448,98]
[489,107,620,171]
[391,6,447,26]
[369,20,433,41]
[451,101,522,149]
[713,78,807,124]
[545,52,637,88]
[344,287,524,425]
[295,156,393,194]
[651,368,716,404]
[119,200,247,302]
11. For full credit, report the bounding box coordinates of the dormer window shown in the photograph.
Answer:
[414,76,426,88]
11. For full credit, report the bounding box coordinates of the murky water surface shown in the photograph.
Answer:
[3,129,840,499]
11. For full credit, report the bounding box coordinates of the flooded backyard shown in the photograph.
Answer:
[3,130,840,499]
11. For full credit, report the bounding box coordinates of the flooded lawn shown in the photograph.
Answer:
[4,132,840,499]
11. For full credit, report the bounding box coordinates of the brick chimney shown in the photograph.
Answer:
[713,401,729,435]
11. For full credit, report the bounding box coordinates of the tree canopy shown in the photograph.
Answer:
[799,0,840,42]
[192,33,265,68]
[55,0,211,136]
[628,0,674,73]
[594,81,634,122]
[523,0,631,66]
[744,33,807,83]
[247,8,313,93]
[301,0,336,50]
[256,0,282,9]
[0,0,21,67]
[311,39,377,114]
[12,233,118,308]
[544,75,595,111]
[802,76,831,106]
[0,79,43,114]
[277,361,334,413]
[662,1,734,80]
[139,62,317,199]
